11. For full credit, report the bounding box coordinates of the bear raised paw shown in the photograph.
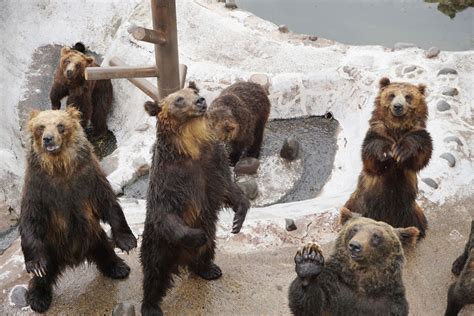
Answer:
[294,243,325,286]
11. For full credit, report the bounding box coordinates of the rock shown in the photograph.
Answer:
[100,154,119,177]
[132,157,150,177]
[443,136,463,146]
[422,178,438,189]
[393,42,416,50]
[404,65,417,73]
[442,87,459,97]
[278,24,289,33]
[237,179,259,200]
[112,302,136,316]
[135,123,150,132]
[425,47,440,58]
[308,36,318,41]
[438,68,458,76]
[249,74,270,92]
[440,152,456,167]
[225,0,237,9]
[436,100,451,112]
[234,157,260,175]
[285,218,297,231]
[280,138,300,161]
[10,285,28,308]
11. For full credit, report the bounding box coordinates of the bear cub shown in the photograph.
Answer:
[20,108,137,313]
[288,208,419,316]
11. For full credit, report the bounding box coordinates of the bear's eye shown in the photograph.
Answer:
[350,226,359,235]
[405,94,413,102]
[388,93,395,100]
[175,96,185,106]
[371,233,383,247]
[34,125,45,136]
[57,124,65,134]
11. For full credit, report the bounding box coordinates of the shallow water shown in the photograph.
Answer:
[238,0,473,51]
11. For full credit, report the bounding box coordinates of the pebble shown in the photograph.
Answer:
[285,218,297,231]
[10,285,28,308]
[308,36,318,41]
[440,153,456,167]
[404,65,417,73]
[442,87,459,97]
[393,42,416,50]
[278,24,289,33]
[422,178,438,189]
[438,68,458,76]
[436,100,451,112]
[234,157,260,175]
[237,179,259,200]
[225,0,237,9]
[112,302,136,316]
[443,136,463,146]
[249,74,270,92]
[425,47,440,58]
[280,138,300,161]
[135,123,150,132]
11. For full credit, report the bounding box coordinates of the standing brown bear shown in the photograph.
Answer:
[208,81,271,165]
[20,108,137,313]
[50,45,113,137]
[345,77,433,237]
[288,208,419,316]
[141,83,250,315]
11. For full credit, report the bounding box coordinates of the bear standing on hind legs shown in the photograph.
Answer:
[20,108,137,313]
[345,77,433,237]
[141,83,250,315]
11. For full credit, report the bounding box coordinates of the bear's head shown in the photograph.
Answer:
[375,77,428,127]
[208,107,239,142]
[336,207,419,267]
[59,46,95,81]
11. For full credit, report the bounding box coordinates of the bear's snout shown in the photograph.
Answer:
[66,69,74,78]
[348,240,364,260]
[42,134,61,153]
[196,97,207,112]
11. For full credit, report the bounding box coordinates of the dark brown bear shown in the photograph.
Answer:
[208,81,271,165]
[288,208,419,316]
[345,77,433,237]
[50,45,113,137]
[20,108,137,313]
[446,220,474,316]
[140,83,250,316]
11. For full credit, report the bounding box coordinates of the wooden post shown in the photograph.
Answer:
[128,25,167,45]
[85,64,158,80]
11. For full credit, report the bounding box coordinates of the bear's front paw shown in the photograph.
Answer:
[181,228,208,248]
[231,198,250,234]
[451,253,467,276]
[114,232,137,253]
[295,243,324,284]
[392,141,414,164]
[25,257,48,278]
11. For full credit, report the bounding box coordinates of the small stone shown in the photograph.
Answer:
[249,74,270,92]
[393,42,417,50]
[436,100,451,112]
[443,136,463,146]
[440,152,456,167]
[237,179,259,200]
[438,68,458,76]
[425,47,440,58]
[132,157,150,177]
[276,285,283,291]
[225,0,237,9]
[442,87,459,97]
[234,157,260,175]
[404,65,417,73]
[100,154,119,176]
[422,178,438,189]
[135,123,150,132]
[285,218,297,231]
[278,24,289,33]
[280,138,300,161]
[112,302,136,316]
[308,36,318,41]
[10,285,28,308]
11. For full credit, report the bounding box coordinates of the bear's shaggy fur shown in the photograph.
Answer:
[20,108,137,313]
[208,81,271,165]
[288,208,419,316]
[345,77,432,237]
[50,46,113,137]
[140,83,250,315]
[446,220,474,316]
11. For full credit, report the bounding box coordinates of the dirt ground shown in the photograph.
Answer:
[0,197,473,315]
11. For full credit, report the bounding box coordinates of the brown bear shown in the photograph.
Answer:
[50,45,113,137]
[446,220,474,316]
[344,77,433,237]
[20,108,137,313]
[140,83,250,315]
[288,208,419,316]
[208,81,271,165]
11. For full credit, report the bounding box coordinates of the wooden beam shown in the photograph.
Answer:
[109,57,159,101]
[85,64,158,81]
[128,25,167,45]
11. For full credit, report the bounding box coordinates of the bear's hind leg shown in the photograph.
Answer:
[189,239,222,280]
[89,231,130,279]
[26,262,59,313]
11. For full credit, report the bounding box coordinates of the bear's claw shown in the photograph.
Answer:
[295,242,324,281]
[114,232,137,253]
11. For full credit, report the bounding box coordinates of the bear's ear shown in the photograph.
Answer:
[379,77,391,89]
[85,56,95,65]
[417,84,427,96]
[339,207,360,225]
[66,106,82,121]
[61,46,72,56]
[28,110,40,122]
[144,101,161,117]
[188,81,199,93]
[395,227,420,246]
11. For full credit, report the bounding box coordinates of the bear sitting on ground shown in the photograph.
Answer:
[140,83,250,315]
[344,77,433,237]
[50,45,113,137]
[446,220,474,316]
[207,81,271,165]
[288,208,419,316]
[20,108,137,313]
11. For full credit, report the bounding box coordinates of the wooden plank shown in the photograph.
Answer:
[128,25,167,45]
[85,64,158,81]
